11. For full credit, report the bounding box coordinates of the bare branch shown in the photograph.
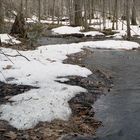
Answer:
[0,50,30,61]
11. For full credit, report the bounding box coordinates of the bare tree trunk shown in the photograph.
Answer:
[112,0,118,30]
[74,0,82,26]
[52,0,56,23]
[102,0,106,30]
[115,0,118,30]
[25,0,28,21]
[91,0,95,19]
[0,0,4,33]
[20,0,23,13]
[131,0,137,25]
[126,0,131,40]
[43,0,47,18]
[89,0,92,24]
[38,0,41,22]
[84,0,89,31]
[11,13,26,38]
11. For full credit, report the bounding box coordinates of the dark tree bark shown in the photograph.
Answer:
[102,0,106,29]
[84,0,89,31]
[131,0,137,25]
[126,0,131,40]
[0,38,2,46]
[11,13,27,38]
[38,0,41,22]
[74,0,82,26]
[112,0,118,30]
[0,0,4,33]
[25,0,28,21]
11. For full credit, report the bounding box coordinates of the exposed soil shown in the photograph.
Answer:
[0,81,38,105]
[0,48,113,140]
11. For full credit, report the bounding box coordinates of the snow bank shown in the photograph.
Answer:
[0,34,21,44]
[81,40,140,50]
[52,26,104,37]
[0,44,91,130]
[83,31,104,36]
[0,40,139,130]
[52,26,82,34]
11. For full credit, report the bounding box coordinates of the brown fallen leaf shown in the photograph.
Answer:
[3,65,13,70]
[4,131,17,140]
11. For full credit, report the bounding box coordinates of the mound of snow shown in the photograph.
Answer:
[0,34,21,44]
[0,44,91,130]
[52,26,82,34]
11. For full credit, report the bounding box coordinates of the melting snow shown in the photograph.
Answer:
[0,34,21,44]
[0,40,139,130]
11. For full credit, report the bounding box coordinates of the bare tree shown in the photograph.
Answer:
[74,0,82,26]
[131,0,137,25]
[38,0,41,22]
[126,0,131,40]
[0,0,4,33]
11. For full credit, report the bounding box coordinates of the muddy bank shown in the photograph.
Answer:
[0,49,112,140]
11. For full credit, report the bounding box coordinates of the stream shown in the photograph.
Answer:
[84,49,140,140]
[38,36,140,140]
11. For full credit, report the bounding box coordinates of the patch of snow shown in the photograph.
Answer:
[82,40,140,50]
[0,34,21,44]
[83,31,104,36]
[52,26,104,37]
[0,40,139,130]
[52,26,82,34]
[0,44,91,130]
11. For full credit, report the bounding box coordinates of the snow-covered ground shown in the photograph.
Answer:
[52,19,140,39]
[52,26,82,35]
[52,26,104,37]
[0,34,21,45]
[0,34,139,130]
[0,44,92,130]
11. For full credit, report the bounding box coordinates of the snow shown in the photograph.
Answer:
[83,31,104,36]
[0,44,91,130]
[89,19,140,39]
[0,34,21,44]
[0,40,139,130]
[81,40,140,50]
[52,26,104,37]
[52,26,82,35]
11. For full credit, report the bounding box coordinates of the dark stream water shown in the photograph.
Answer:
[84,49,140,140]
[38,36,140,140]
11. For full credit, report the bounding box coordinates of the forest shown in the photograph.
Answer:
[0,0,140,140]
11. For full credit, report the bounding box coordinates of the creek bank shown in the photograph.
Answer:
[0,48,113,140]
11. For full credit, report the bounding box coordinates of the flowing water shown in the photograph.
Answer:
[38,36,140,140]
[84,49,140,140]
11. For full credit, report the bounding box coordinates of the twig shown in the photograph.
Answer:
[0,49,30,62]
[0,50,14,64]
[16,50,30,61]
[0,71,7,82]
